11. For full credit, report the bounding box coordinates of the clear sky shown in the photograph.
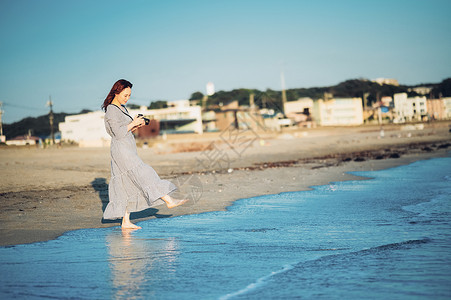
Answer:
[1,0,450,123]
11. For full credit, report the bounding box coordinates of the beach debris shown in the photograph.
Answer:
[389,153,400,158]
[227,168,233,173]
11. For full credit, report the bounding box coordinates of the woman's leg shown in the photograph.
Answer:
[161,195,188,208]
[121,208,142,229]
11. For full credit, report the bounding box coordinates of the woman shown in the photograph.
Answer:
[102,79,187,229]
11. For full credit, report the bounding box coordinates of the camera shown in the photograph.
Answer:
[137,114,150,125]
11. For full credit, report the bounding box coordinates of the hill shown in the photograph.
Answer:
[3,78,450,139]
[190,77,451,111]
[3,110,91,139]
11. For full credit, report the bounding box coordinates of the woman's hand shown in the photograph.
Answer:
[127,116,146,132]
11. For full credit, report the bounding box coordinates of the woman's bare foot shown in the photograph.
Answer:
[166,198,189,209]
[121,221,142,230]
[121,209,141,229]
[161,195,189,208]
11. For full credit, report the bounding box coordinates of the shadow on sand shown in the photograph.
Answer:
[90,178,172,224]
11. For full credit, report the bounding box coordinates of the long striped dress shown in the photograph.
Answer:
[103,104,176,220]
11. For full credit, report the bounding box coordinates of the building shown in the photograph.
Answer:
[312,97,363,126]
[444,98,451,119]
[393,93,427,123]
[214,100,264,131]
[59,110,110,147]
[372,78,399,86]
[409,86,433,95]
[283,98,314,125]
[59,100,203,147]
[202,111,217,132]
[380,96,393,107]
[427,99,446,120]
[134,101,203,135]
[284,98,314,115]
[5,135,41,146]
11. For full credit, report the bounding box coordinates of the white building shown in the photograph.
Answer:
[444,97,451,119]
[133,101,203,135]
[393,93,427,123]
[59,101,203,147]
[312,97,363,126]
[59,110,110,147]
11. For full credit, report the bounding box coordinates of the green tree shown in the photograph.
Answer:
[149,100,168,109]
[431,78,451,97]
[127,104,141,109]
[189,91,204,100]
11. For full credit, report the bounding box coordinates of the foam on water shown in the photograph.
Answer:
[1,156,450,299]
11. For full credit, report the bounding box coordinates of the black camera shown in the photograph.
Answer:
[137,114,150,125]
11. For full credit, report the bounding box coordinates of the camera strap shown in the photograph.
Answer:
[110,104,133,121]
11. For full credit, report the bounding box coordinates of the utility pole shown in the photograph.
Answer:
[46,96,55,145]
[280,71,287,115]
[363,92,370,124]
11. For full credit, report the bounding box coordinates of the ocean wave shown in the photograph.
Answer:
[219,238,431,299]
[218,264,295,300]
[402,193,451,217]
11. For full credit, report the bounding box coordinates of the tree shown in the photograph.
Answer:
[189,91,204,100]
[127,104,141,109]
[431,78,451,98]
[149,100,168,109]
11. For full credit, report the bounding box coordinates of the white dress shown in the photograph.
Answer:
[103,104,176,219]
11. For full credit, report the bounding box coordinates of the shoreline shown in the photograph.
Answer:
[1,123,450,246]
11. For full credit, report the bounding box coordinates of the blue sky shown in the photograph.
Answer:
[1,0,450,123]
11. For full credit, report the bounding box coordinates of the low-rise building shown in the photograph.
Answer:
[5,135,41,146]
[133,102,203,135]
[284,98,314,126]
[59,110,110,147]
[444,97,451,119]
[393,93,427,122]
[409,86,433,95]
[214,100,264,131]
[427,99,446,120]
[312,97,363,126]
[59,100,203,147]
[372,78,399,86]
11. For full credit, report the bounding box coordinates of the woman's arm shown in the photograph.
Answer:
[127,116,145,132]
[106,110,145,139]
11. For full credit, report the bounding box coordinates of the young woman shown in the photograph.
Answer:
[101,79,187,229]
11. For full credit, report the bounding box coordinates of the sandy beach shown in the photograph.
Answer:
[1,122,450,246]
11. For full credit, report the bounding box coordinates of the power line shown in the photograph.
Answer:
[3,102,48,112]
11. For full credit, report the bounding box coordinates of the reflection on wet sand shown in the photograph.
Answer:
[106,229,179,299]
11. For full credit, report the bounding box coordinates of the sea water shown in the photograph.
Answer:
[0,157,450,299]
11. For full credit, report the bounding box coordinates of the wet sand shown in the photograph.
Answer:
[0,122,450,246]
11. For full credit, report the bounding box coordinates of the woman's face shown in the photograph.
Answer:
[115,87,131,105]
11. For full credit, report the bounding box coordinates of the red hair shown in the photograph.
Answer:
[101,79,133,112]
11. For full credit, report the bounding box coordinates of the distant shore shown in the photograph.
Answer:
[0,122,450,246]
